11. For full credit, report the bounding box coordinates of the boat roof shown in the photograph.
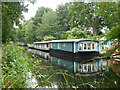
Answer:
[33,41,49,44]
[50,39,97,43]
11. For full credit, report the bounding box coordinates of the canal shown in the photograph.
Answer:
[27,48,120,88]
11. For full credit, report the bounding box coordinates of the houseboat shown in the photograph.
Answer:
[33,41,50,51]
[49,39,100,53]
[27,43,34,48]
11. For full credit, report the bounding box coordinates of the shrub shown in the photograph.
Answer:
[2,44,31,88]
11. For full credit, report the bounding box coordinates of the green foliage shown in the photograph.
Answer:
[56,3,71,31]
[101,24,120,58]
[105,24,120,43]
[96,2,119,29]
[33,7,51,27]
[66,27,88,39]
[25,20,36,42]
[2,44,31,88]
[43,35,56,41]
[2,2,26,43]
[36,10,59,40]
[16,27,25,42]
[102,46,118,58]
[68,2,118,36]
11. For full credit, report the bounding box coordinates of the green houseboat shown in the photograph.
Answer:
[49,39,100,53]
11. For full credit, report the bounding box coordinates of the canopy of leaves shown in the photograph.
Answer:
[2,2,26,43]
[43,35,56,41]
[66,27,88,39]
[16,28,25,42]
[24,20,36,42]
[105,24,120,44]
[33,7,51,27]
[36,10,59,40]
[56,3,71,31]
[68,2,118,36]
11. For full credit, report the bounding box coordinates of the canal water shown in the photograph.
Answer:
[27,48,120,88]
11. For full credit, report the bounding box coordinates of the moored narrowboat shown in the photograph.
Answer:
[33,41,50,51]
[49,39,99,53]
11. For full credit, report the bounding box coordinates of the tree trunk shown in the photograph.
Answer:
[92,16,98,36]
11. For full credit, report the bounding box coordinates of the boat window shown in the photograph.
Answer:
[78,43,82,51]
[84,65,87,72]
[84,43,87,50]
[58,43,60,49]
[88,65,91,72]
[63,43,66,47]
[87,43,91,50]
[79,65,82,72]
[79,65,82,70]
[92,65,95,72]
[92,43,95,50]
[54,43,55,46]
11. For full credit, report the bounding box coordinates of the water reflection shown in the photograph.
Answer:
[28,49,108,75]
[28,49,120,88]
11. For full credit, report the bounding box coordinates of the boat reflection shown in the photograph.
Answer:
[28,49,110,75]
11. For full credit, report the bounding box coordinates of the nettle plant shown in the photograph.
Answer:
[2,43,32,88]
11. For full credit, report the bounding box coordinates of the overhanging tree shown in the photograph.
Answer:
[2,2,26,43]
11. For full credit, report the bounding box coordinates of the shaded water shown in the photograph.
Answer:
[27,48,120,88]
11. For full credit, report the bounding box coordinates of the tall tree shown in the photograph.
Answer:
[2,2,26,43]
[96,2,119,30]
[24,19,36,42]
[32,7,50,27]
[68,2,118,36]
[36,10,59,40]
[68,2,102,36]
[16,27,25,42]
[56,3,71,31]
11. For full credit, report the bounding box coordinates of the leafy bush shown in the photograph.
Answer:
[2,44,31,88]
[43,35,56,41]
[66,27,88,39]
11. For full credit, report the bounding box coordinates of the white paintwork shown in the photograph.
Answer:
[74,42,75,53]
[50,39,96,43]
[81,42,97,51]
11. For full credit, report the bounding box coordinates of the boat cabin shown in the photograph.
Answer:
[49,39,99,53]
[33,41,49,51]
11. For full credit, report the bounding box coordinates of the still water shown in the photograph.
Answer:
[27,48,120,88]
